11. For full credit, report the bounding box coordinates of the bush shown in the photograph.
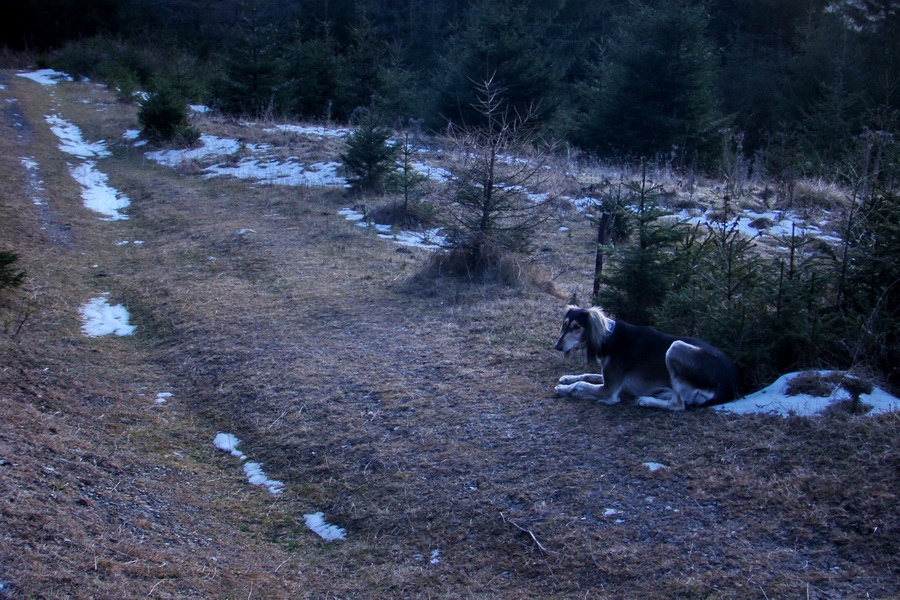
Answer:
[438,77,553,272]
[340,109,399,193]
[138,83,199,145]
[0,250,26,291]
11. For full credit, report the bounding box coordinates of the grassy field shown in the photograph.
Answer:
[1,70,898,599]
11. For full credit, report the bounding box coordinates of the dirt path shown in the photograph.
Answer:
[1,71,897,599]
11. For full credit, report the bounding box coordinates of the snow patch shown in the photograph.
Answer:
[18,69,72,85]
[412,161,451,182]
[144,134,348,187]
[303,512,347,541]
[266,123,351,138]
[69,161,130,220]
[339,208,446,249]
[155,392,172,405]
[80,296,136,337]
[643,462,668,472]
[203,157,347,187]
[213,432,247,460]
[46,115,111,158]
[145,135,244,167]
[212,433,283,494]
[717,371,900,417]
[243,462,285,495]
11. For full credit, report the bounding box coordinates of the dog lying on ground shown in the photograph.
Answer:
[554,306,737,410]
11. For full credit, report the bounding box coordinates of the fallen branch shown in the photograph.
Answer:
[500,512,548,553]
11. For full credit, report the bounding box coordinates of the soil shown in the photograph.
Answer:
[1,71,897,600]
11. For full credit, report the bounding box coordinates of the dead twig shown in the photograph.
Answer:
[500,511,548,553]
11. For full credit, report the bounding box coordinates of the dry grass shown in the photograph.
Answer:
[1,70,898,600]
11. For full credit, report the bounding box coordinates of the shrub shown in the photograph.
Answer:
[138,83,199,145]
[0,250,26,291]
[383,131,432,226]
[438,77,554,274]
[340,109,399,193]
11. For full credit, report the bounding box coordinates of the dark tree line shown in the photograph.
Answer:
[5,0,898,174]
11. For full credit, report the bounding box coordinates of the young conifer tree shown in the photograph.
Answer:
[340,108,400,193]
[0,250,25,291]
[138,82,199,145]
[385,131,431,225]
[594,165,687,325]
[439,76,553,274]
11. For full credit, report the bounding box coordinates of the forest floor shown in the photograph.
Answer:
[0,70,898,599]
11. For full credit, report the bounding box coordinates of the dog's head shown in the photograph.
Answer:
[554,306,613,359]
[555,306,590,354]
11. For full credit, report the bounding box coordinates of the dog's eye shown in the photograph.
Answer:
[571,323,582,331]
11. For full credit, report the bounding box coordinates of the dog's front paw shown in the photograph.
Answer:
[555,384,574,397]
[558,375,581,385]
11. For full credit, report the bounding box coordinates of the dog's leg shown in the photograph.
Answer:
[558,373,604,385]
[638,390,684,411]
[665,341,717,408]
[556,379,622,405]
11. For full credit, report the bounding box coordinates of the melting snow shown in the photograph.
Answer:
[212,433,284,494]
[412,161,451,182]
[213,433,246,459]
[718,371,900,417]
[69,161,130,220]
[339,208,446,249]
[17,69,72,85]
[41,114,130,220]
[80,296,136,337]
[643,462,668,472]
[144,134,348,187]
[673,208,825,241]
[214,435,343,537]
[265,123,351,138]
[303,512,347,541]
[46,115,111,158]
[243,462,285,494]
[145,135,244,167]
[204,157,347,187]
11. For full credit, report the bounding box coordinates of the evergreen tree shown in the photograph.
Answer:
[594,167,687,325]
[439,77,554,273]
[0,250,26,291]
[433,0,558,131]
[340,109,400,193]
[653,195,769,386]
[839,186,900,386]
[212,0,282,117]
[579,0,722,164]
[335,20,386,118]
[138,81,199,145]
[385,132,432,225]
[768,226,838,372]
[281,30,344,120]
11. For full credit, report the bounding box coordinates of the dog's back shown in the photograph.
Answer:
[603,321,737,405]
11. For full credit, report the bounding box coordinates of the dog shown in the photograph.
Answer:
[554,306,737,410]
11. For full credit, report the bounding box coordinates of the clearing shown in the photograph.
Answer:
[0,70,898,599]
